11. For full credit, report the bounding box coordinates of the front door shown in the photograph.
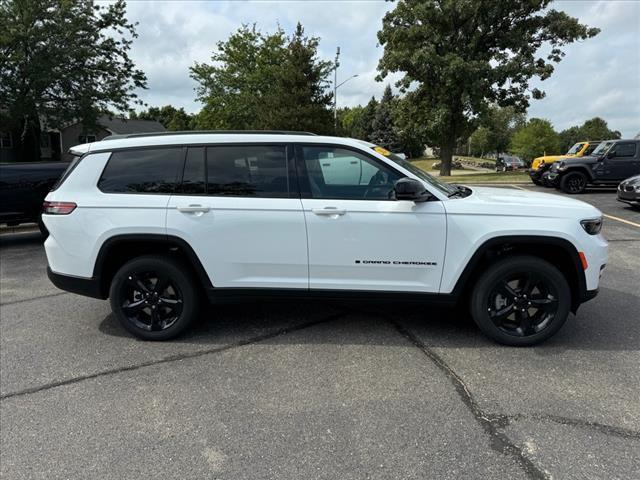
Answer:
[166,144,308,289]
[297,144,447,292]
[602,141,639,180]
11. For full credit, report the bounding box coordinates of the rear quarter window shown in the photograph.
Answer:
[98,148,183,193]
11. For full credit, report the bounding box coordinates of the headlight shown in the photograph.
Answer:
[580,217,603,235]
[538,161,545,169]
[634,185,640,192]
[557,161,566,171]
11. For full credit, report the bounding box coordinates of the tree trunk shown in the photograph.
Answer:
[439,140,454,176]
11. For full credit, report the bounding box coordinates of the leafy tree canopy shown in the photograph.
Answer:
[510,118,560,162]
[370,85,401,151]
[558,117,621,152]
[377,0,599,175]
[191,23,333,134]
[130,105,195,131]
[0,0,146,161]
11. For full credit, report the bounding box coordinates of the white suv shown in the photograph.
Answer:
[43,132,608,345]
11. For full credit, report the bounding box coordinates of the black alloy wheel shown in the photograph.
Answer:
[470,255,571,346]
[561,171,587,194]
[110,256,199,340]
[486,271,559,337]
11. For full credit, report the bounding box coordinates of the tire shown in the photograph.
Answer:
[109,255,200,340]
[560,171,588,194]
[470,255,571,346]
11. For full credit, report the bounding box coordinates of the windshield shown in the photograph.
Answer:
[369,146,457,196]
[566,143,584,155]
[591,141,614,156]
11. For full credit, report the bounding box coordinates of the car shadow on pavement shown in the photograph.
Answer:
[97,285,639,352]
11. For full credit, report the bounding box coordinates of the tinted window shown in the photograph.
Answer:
[182,147,205,194]
[98,148,182,193]
[584,143,599,155]
[206,145,288,197]
[302,146,401,200]
[612,142,636,158]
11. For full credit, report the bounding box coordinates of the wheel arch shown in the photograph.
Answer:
[561,166,595,182]
[451,235,587,313]
[93,234,213,299]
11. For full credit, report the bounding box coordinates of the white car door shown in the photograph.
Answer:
[298,145,447,292]
[166,144,308,290]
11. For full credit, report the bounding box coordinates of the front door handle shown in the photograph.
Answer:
[312,207,346,216]
[177,204,210,213]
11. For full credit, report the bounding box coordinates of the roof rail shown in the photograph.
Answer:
[102,130,318,141]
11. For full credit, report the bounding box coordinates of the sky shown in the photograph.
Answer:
[115,0,640,138]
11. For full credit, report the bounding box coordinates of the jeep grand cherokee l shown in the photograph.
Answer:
[43,132,608,346]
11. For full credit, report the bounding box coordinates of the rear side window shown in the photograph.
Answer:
[206,145,288,197]
[98,148,182,193]
[612,142,636,158]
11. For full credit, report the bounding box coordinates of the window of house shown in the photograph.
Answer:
[301,146,401,200]
[98,148,182,193]
[206,145,289,197]
[78,135,97,144]
[0,132,12,149]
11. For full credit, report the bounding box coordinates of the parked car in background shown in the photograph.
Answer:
[496,155,525,172]
[0,161,69,235]
[547,139,640,194]
[617,174,640,209]
[529,141,600,186]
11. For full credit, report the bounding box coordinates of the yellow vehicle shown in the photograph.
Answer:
[529,141,601,185]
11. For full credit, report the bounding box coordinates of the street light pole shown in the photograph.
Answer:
[333,47,340,131]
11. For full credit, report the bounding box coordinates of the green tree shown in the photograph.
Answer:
[510,118,560,162]
[337,106,365,138]
[0,0,146,161]
[469,127,491,157]
[376,0,599,175]
[361,97,378,141]
[370,85,401,151]
[395,93,428,158]
[131,105,195,131]
[191,23,333,133]
[558,117,622,152]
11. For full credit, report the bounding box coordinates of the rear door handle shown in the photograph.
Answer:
[177,204,210,213]
[312,207,346,216]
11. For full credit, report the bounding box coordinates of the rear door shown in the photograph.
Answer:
[166,144,308,289]
[297,144,446,292]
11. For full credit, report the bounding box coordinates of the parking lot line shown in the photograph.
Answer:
[602,214,640,229]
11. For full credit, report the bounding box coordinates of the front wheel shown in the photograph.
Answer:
[470,255,571,346]
[560,171,588,194]
[109,255,200,340]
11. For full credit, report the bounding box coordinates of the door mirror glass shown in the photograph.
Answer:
[607,150,616,159]
[394,177,433,202]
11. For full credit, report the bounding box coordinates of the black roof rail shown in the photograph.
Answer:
[102,130,318,141]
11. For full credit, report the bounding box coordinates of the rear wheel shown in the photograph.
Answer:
[470,255,571,346]
[560,171,588,194]
[109,255,199,340]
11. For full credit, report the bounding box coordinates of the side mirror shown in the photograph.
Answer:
[394,177,433,202]
[606,150,616,159]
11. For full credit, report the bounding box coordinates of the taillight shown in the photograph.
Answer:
[42,201,77,215]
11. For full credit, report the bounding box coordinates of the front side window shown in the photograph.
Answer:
[206,145,288,197]
[98,148,182,193]
[611,142,636,158]
[592,141,614,156]
[302,146,401,200]
[182,147,206,194]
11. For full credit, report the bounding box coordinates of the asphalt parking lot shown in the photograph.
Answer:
[1,186,638,479]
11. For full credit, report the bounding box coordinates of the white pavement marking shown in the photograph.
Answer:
[509,184,640,229]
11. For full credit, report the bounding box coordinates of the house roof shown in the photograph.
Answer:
[98,115,165,135]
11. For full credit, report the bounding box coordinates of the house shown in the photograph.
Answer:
[1,115,165,162]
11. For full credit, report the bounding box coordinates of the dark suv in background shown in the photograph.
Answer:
[547,139,640,194]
